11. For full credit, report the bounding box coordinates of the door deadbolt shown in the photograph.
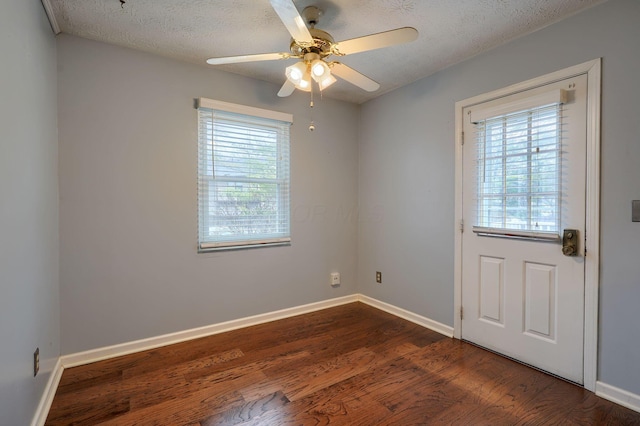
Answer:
[562,229,578,256]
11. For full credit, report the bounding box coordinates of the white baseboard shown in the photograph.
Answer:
[60,294,455,369]
[359,295,454,337]
[31,357,64,426]
[596,381,640,413]
[61,294,359,368]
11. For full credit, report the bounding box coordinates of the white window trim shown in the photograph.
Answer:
[197,98,292,124]
[453,59,601,391]
[469,88,567,123]
[197,98,292,252]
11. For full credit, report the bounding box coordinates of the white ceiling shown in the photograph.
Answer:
[48,0,605,104]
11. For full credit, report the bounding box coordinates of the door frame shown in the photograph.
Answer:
[453,59,601,391]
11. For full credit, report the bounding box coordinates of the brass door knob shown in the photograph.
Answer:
[562,229,578,256]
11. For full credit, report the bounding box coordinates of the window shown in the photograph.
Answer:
[471,89,566,239]
[197,98,292,251]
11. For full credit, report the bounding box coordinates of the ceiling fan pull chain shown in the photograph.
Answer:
[309,86,315,131]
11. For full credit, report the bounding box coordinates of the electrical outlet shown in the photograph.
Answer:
[330,272,340,286]
[376,271,382,283]
[34,348,39,377]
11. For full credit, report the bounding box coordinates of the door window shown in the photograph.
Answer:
[470,89,567,240]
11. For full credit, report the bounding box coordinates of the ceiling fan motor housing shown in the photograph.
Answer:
[290,28,335,59]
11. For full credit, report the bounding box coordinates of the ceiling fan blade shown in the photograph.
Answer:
[206,52,291,65]
[270,0,314,45]
[333,27,418,55]
[330,63,380,92]
[278,80,296,97]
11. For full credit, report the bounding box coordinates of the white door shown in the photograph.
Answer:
[461,74,587,383]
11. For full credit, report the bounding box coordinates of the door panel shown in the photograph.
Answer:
[524,262,556,340]
[461,74,587,384]
[479,256,504,325]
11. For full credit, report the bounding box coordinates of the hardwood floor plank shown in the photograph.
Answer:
[381,371,462,413]
[98,387,246,426]
[235,376,287,402]
[426,400,523,426]
[314,354,435,407]
[45,302,640,425]
[52,372,188,413]
[118,338,244,379]
[272,347,380,401]
[182,344,314,383]
[55,368,124,396]
[199,391,290,425]
[123,347,245,380]
[229,390,392,426]
[45,393,130,426]
[282,392,393,426]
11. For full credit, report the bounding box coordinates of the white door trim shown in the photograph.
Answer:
[453,59,601,391]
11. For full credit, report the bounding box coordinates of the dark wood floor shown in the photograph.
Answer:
[46,302,640,425]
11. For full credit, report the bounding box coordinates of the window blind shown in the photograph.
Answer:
[197,99,291,250]
[471,91,566,239]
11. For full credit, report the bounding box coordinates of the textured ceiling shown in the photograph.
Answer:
[49,0,605,104]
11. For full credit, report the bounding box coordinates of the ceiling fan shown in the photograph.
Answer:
[206,0,419,97]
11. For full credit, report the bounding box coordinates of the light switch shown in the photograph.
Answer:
[633,200,640,222]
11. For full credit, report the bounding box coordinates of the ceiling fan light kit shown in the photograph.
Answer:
[311,59,329,78]
[285,61,309,91]
[284,52,337,93]
[316,73,336,91]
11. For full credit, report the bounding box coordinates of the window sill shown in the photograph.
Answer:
[472,227,560,242]
[198,240,291,253]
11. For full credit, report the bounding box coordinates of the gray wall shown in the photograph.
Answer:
[58,35,360,354]
[0,1,59,425]
[358,0,640,395]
